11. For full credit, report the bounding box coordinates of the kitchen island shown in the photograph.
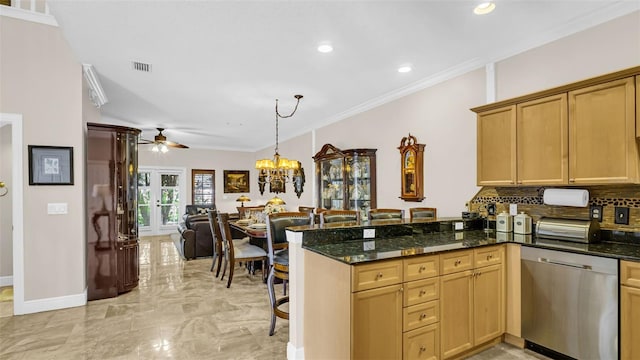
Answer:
[283,218,640,360]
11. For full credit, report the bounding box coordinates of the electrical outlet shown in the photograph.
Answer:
[363,229,375,238]
[615,207,629,225]
[590,205,603,222]
[487,203,496,216]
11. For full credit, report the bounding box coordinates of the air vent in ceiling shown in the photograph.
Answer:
[132,61,152,72]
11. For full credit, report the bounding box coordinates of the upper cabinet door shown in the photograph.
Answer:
[477,105,516,186]
[516,94,569,185]
[569,77,638,184]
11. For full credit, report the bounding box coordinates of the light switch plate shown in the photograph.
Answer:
[363,229,375,238]
[454,222,464,231]
[363,240,375,251]
[47,203,68,214]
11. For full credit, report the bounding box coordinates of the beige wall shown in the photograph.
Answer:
[0,17,85,301]
[496,11,640,100]
[0,124,12,279]
[140,147,258,214]
[313,69,485,217]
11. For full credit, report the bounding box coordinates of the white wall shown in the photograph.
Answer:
[0,124,12,281]
[0,16,85,303]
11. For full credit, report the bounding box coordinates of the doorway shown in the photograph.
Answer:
[138,167,186,236]
[0,113,24,315]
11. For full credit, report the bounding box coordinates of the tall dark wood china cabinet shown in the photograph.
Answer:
[313,144,377,215]
[86,123,140,300]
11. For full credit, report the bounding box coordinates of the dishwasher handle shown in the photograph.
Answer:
[538,257,593,270]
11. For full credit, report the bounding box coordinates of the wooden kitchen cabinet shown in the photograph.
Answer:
[352,284,403,359]
[621,260,640,360]
[440,246,505,359]
[569,77,638,184]
[473,263,504,344]
[404,323,440,360]
[440,269,474,358]
[516,94,568,185]
[476,105,516,186]
[472,67,640,187]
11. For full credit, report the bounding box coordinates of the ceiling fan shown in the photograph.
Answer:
[138,128,189,152]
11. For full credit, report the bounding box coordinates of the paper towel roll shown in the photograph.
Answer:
[543,188,589,207]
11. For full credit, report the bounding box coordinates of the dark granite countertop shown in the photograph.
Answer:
[300,225,640,265]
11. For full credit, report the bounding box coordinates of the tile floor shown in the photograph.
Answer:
[0,235,547,359]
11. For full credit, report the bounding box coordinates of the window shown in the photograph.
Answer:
[192,169,215,206]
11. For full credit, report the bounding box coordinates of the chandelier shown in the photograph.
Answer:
[255,94,303,194]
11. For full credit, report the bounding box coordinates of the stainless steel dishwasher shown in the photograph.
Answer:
[521,246,618,360]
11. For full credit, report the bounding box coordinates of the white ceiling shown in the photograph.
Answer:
[47,0,639,152]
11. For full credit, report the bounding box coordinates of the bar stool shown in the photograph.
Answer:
[265,211,314,336]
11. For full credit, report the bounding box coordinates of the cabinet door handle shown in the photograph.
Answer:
[517,180,522,184]
[419,265,426,272]
[454,260,461,266]
[569,178,575,183]
[419,289,426,296]
[419,313,427,320]
[375,272,383,279]
[420,346,426,352]
[486,254,492,261]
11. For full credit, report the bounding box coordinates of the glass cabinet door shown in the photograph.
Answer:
[346,155,372,213]
[319,158,344,210]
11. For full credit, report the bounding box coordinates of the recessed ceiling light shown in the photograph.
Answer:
[317,43,333,53]
[398,66,412,73]
[474,2,496,15]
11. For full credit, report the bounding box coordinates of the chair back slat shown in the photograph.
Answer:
[320,210,360,225]
[409,207,437,220]
[368,208,404,221]
[266,212,313,265]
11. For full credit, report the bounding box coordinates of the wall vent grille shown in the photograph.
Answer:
[132,61,152,72]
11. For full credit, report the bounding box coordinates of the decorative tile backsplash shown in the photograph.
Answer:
[470,185,640,232]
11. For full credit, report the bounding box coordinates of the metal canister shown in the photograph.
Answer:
[514,212,532,234]
[496,211,513,233]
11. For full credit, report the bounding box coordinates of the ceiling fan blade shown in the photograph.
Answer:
[165,141,189,149]
[138,138,155,144]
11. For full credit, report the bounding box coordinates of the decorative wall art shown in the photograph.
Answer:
[223,170,250,193]
[28,145,74,185]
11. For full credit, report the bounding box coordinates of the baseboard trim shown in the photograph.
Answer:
[287,342,304,360]
[504,333,525,348]
[0,275,13,287]
[16,289,86,315]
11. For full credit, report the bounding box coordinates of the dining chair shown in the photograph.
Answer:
[207,210,249,277]
[216,212,267,288]
[320,209,360,226]
[298,206,315,215]
[266,211,314,336]
[368,208,404,222]
[409,207,437,221]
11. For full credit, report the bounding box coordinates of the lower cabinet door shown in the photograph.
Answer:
[352,284,403,359]
[403,323,439,360]
[621,285,640,360]
[117,239,139,293]
[440,270,473,359]
[473,263,504,344]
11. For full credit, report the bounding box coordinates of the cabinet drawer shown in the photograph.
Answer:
[474,245,503,268]
[352,260,403,292]
[403,300,439,332]
[404,255,439,282]
[404,278,439,307]
[403,323,439,360]
[440,250,474,275]
[621,260,640,288]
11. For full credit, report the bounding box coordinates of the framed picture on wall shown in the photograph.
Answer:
[223,170,250,193]
[28,145,74,185]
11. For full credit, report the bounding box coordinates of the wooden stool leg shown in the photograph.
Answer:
[227,259,235,288]
[267,265,277,336]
